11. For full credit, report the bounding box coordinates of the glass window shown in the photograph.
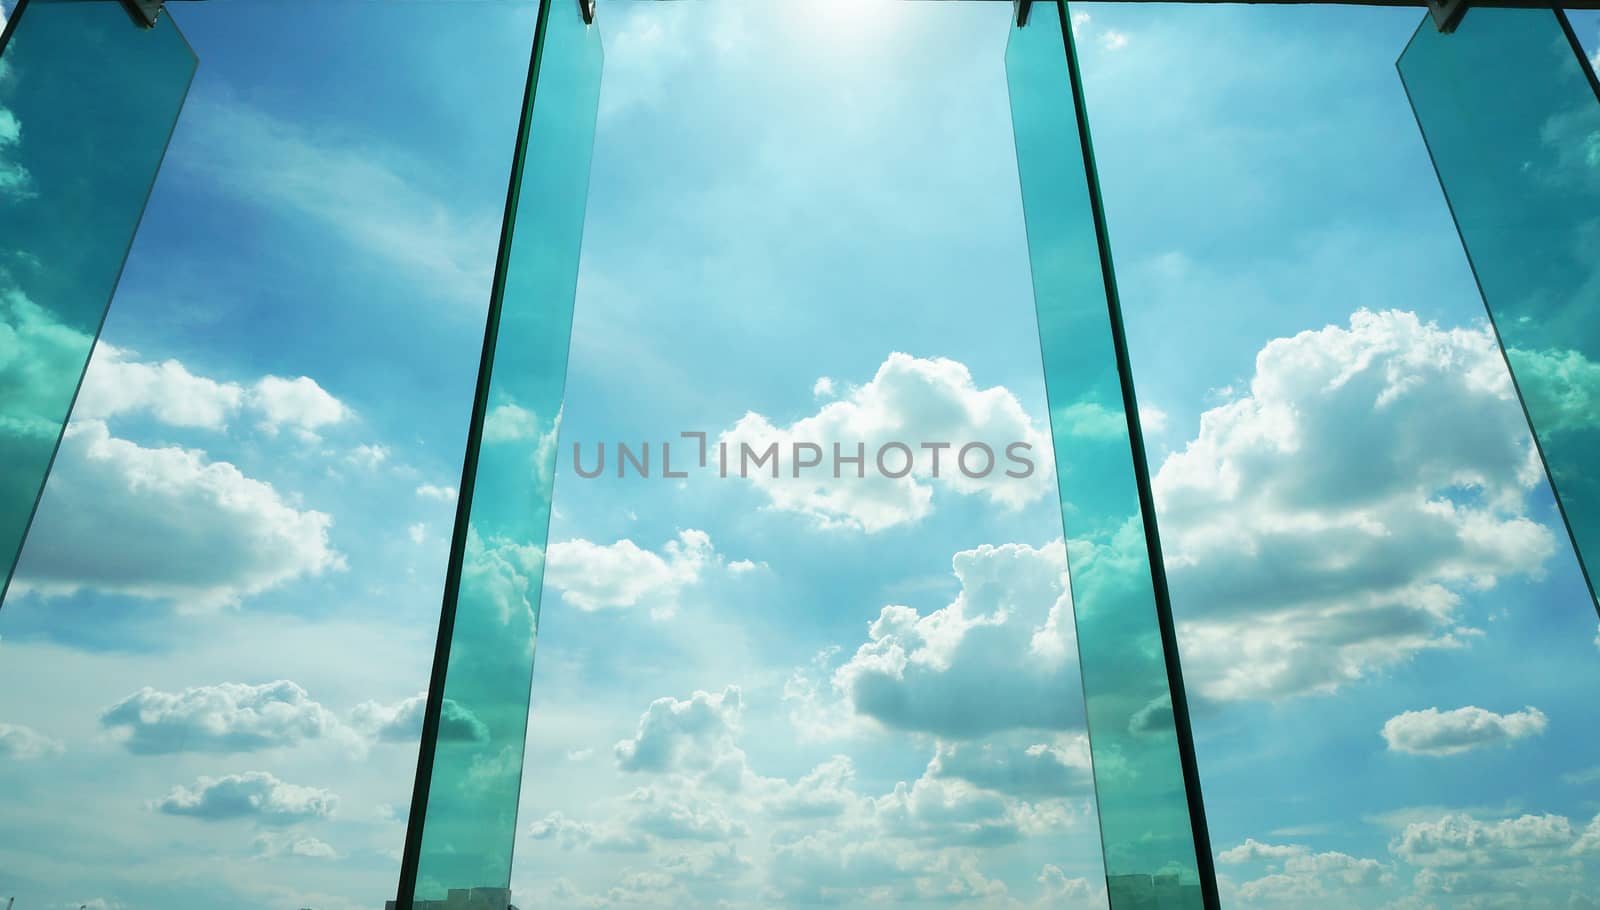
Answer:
[507,2,1112,906]
[1083,3,1600,907]
[0,0,196,597]
[0,1,536,906]
[1008,3,1211,905]
[1400,7,1600,611]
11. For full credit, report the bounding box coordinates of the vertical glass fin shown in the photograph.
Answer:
[1399,8,1600,613]
[395,0,602,904]
[0,0,196,603]
[1005,3,1218,907]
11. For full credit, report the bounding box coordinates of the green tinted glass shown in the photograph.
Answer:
[398,0,601,904]
[1006,3,1215,905]
[1399,8,1600,610]
[0,0,196,602]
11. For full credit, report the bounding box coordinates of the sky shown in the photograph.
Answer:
[2,1,1600,909]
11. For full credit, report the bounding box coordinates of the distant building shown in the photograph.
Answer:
[1107,872,1205,909]
[384,887,516,910]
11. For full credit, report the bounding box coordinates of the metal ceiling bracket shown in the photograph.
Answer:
[119,0,165,28]
[1426,0,1468,32]
[580,0,596,25]
[1014,0,1034,28]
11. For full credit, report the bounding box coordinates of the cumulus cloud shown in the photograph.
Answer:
[461,528,545,629]
[614,686,743,774]
[416,483,457,502]
[482,402,539,443]
[1229,843,1393,903]
[1380,705,1548,756]
[14,420,344,610]
[75,344,244,429]
[349,693,490,745]
[926,736,1093,800]
[0,96,30,200]
[1509,346,1600,436]
[539,684,1090,906]
[526,810,649,853]
[720,353,1053,532]
[627,786,750,841]
[544,529,721,616]
[154,771,337,822]
[75,343,349,439]
[101,681,340,754]
[807,540,1081,739]
[1385,809,1600,902]
[0,722,63,759]
[247,375,349,438]
[0,290,91,441]
[253,831,339,859]
[1156,310,1557,702]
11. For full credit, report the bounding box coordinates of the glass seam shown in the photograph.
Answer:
[394,0,556,902]
[1052,1,1223,903]
[1395,8,1600,616]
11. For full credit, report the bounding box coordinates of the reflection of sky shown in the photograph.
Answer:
[0,2,1597,909]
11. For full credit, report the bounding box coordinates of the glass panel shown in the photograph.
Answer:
[1005,4,1214,907]
[508,3,1112,907]
[0,0,196,600]
[0,0,540,906]
[1400,8,1600,611]
[399,0,601,903]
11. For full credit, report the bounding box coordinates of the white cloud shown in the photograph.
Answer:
[1380,705,1548,756]
[526,810,649,853]
[0,290,92,440]
[14,420,344,610]
[349,693,489,745]
[75,344,350,440]
[416,483,458,502]
[1227,842,1393,903]
[0,96,30,199]
[720,353,1053,532]
[1221,839,1313,864]
[1390,812,1590,871]
[482,402,538,443]
[544,529,720,615]
[814,540,1081,739]
[1508,346,1600,436]
[0,722,63,759]
[927,735,1093,800]
[1156,310,1556,702]
[154,771,338,822]
[812,376,836,399]
[348,443,389,468]
[76,343,244,429]
[247,375,349,438]
[1100,30,1130,51]
[408,522,426,544]
[614,686,743,775]
[100,681,340,754]
[253,831,339,859]
[1139,404,1169,434]
[627,786,750,841]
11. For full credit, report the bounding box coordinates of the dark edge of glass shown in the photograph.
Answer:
[0,0,31,57]
[0,4,199,607]
[1395,8,1600,617]
[395,0,556,903]
[1557,8,1600,99]
[1052,2,1222,902]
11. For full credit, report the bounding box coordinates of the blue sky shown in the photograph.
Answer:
[2,2,1600,909]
